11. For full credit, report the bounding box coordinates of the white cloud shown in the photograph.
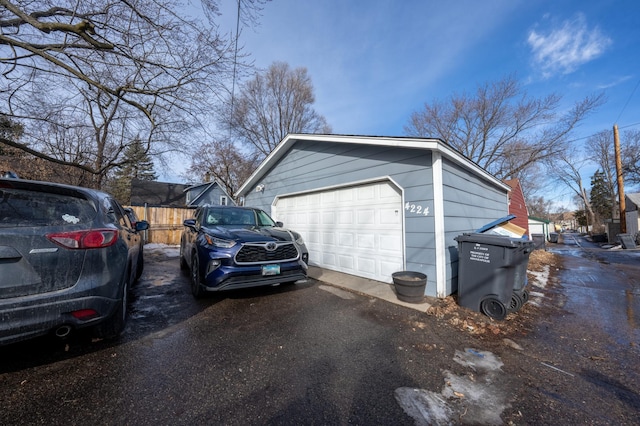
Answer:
[596,75,633,89]
[527,13,612,78]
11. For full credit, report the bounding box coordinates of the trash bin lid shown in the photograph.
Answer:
[475,214,516,233]
[455,232,531,247]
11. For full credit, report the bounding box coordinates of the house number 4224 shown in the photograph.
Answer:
[405,202,430,216]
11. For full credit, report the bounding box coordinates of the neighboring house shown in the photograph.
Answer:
[549,211,575,231]
[625,193,640,237]
[528,216,552,240]
[130,179,189,207]
[237,134,511,298]
[185,180,236,207]
[503,178,530,238]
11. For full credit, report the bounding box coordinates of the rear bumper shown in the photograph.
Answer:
[202,259,308,292]
[0,293,120,346]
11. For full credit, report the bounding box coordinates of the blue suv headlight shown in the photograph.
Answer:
[204,234,237,248]
[293,232,305,246]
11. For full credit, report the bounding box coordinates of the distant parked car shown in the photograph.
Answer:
[180,205,308,298]
[0,178,149,345]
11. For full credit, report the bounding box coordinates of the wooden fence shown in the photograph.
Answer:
[126,205,195,245]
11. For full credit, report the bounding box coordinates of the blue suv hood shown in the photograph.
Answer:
[204,226,295,242]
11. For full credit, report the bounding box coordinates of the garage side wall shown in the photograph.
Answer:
[442,159,509,294]
[243,141,441,293]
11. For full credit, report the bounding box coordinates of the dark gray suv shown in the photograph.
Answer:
[0,178,149,345]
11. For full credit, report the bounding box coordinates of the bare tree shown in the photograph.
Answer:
[186,138,259,202]
[546,146,596,229]
[0,0,264,187]
[619,129,640,188]
[223,61,331,158]
[404,75,604,182]
[527,195,554,219]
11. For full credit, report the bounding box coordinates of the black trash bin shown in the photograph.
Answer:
[510,238,535,311]
[455,233,534,320]
[531,234,546,250]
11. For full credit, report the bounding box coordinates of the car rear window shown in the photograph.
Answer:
[0,187,96,227]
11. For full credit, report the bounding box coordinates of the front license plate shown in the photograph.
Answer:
[262,264,281,276]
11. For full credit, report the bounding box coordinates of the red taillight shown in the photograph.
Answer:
[71,309,99,320]
[47,229,118,249]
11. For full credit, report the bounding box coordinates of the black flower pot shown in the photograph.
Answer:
[392,271,427,303]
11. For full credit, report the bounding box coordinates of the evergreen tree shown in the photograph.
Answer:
[111,138,157,204]
[574,209,588,228]
[590,170,614,221]
[0,114,24,156]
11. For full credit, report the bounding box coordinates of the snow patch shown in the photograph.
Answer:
[396,349,510,425]
[145,243,180,258]
[528,264,550,288]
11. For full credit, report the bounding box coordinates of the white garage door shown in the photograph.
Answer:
[273,181,404,283]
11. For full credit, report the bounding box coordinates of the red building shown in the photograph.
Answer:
[504,178,530,237]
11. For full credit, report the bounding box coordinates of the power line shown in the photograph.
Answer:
[615,77,640,124]
[229,0,241,139]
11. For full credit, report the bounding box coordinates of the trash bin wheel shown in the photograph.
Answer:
[480,297,507,320]
[521,289,529,303]
[508,292,524,313]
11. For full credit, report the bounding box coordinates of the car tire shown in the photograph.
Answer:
[190,253,205,299]
[135,250,144,281]
[94,272,129,339]
[179,244,188,271]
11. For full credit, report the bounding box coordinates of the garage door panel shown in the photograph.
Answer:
[322,232,335,245]
[380,259,401,277]
[275,181,403,283]
[322,211,335,224]
[379,234,403,252]
[338,232,354,247]
[321,191,336,204]
[357,209,375,225]
[338,211,353,224]
[338,188,354,202]
[357,257,376,275]
[322,252,337,267]
[380,209,401,224]
[357,234,375,249]
[308,212,320,224]
[357,185,375,200]
[306,230,321,244]
[338,255,354,269]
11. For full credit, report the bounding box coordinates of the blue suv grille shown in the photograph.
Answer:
[235,242,299,264]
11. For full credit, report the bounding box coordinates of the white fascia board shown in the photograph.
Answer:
[431,151,447,298]
[236,134,510,195]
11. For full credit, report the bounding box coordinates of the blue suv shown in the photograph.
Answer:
[180,206,308,298]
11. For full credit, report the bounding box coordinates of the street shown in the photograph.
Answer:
[0,235,639,425]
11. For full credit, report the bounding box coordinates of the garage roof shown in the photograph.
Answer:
[238,134,510,196]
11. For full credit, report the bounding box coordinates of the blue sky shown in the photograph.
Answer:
[176,0,640,205]
[216,0,639,137]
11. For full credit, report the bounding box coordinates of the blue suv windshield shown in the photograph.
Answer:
[203,207,276,227]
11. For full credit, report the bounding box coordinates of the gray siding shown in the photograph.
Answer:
[442,158,509,294]
[188,184,235,206]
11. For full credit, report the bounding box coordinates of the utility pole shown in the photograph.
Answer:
[614,124,626,233]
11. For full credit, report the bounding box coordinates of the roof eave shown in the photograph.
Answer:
[237,134,509,196]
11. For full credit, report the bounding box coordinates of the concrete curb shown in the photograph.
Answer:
[307,266,433,313]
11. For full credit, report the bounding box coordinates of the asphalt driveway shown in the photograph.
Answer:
[0,235,638,425]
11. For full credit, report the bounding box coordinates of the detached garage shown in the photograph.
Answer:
[237,134,510,298]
